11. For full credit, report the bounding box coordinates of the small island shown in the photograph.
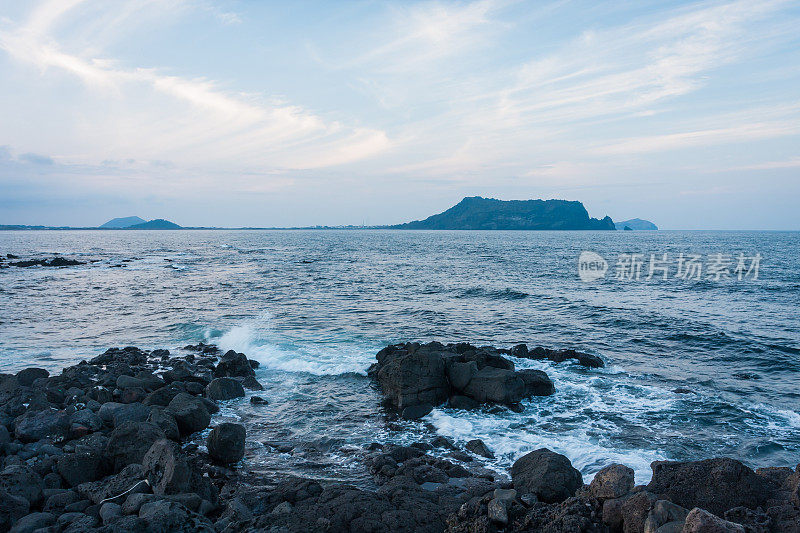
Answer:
[615,218,658,231]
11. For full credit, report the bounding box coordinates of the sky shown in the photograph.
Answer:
[0,0,799,229]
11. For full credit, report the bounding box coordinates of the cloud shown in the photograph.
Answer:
[0,0,390,174]
[18,152,54,165]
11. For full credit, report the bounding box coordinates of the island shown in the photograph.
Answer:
[99,216,147,229]
[615,218,658,230]
[390,196,615,230]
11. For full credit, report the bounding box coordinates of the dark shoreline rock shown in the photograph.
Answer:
[0,341,796,532]
[369,342,560,413]
[7,257,85,268]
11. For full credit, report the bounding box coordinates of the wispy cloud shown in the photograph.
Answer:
[0,0,390,174]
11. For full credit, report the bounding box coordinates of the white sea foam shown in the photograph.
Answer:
[209,316,372,376]
[426,356,676,485]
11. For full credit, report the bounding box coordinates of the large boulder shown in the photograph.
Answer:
[166,393,211,437]
[461,367,525,404]
[646,458,777,516]
[15,368,49,387]
[510,448,583,503]
[98,402,150,427]
[372,344,449,409]
[643,499,689,533]
[0,465,42,505]
[143,384,185,407]
[214,351,255,379]
[56,452,105,487]
[517,369,555,396]
[147,407,180,441]
[207,423,246,464]
[14,409,70,442]
[142,439,191,495]
[205,377,245,401]
[683,507,745,532]
[589,464,635,500]
[621,491,657,533]
[446,361,477,390]
[106,421,166,472]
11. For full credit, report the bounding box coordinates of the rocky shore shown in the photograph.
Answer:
[0,341,797,532]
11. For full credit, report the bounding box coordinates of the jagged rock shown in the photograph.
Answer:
[372,343,449,409]
[462,367,526,404]
[99,502,122,525]
[69,409,102,432]
[446,361,477,390]
[15,368,49,387]
[643,499,689,533]
[14,409,70,442]
[98,402,150,427]
[589,464,635,500]
[621,491,657,533]
[147,407,180,441]
[520,346,605,368]
[517,368,555,396]
[0,464,43,505]
[487,498,508,524]
[43,490,80,513]
[511,448,583,503]
[723,506,771,532]
[143,384,184,407]
[241,375,264,390]
[205,377,245,401]
[142,439,191,495]
[106,421,166,472]
[401,403,433,420]
[647,458,777,516]
[465,439,494,459]
[683,507,745,532]
[122,493,158,515]
[116,375,145,390]
[166,393,211,436]
[207,423,246,464]
[431,436,457,450]
[56,452,104,487]
[448,395,479,410]
[214,350,255,379]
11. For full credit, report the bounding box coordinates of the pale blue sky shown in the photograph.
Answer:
[1,0,799,229]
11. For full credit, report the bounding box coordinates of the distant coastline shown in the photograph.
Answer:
[3,196,641,232]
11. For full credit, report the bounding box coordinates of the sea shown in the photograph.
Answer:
[1,229,798,486]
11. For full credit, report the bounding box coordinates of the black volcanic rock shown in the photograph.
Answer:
[369,342,557,411]
[391,196,615,230]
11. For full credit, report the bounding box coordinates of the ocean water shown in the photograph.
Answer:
[1,229,799,485]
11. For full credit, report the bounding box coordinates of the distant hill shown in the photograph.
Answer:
[614,218,658,230]
[125,219,182,230]
[99,216,146,229]
[390,197,615,230]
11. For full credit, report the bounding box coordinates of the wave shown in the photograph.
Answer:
[207,317,373,376]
